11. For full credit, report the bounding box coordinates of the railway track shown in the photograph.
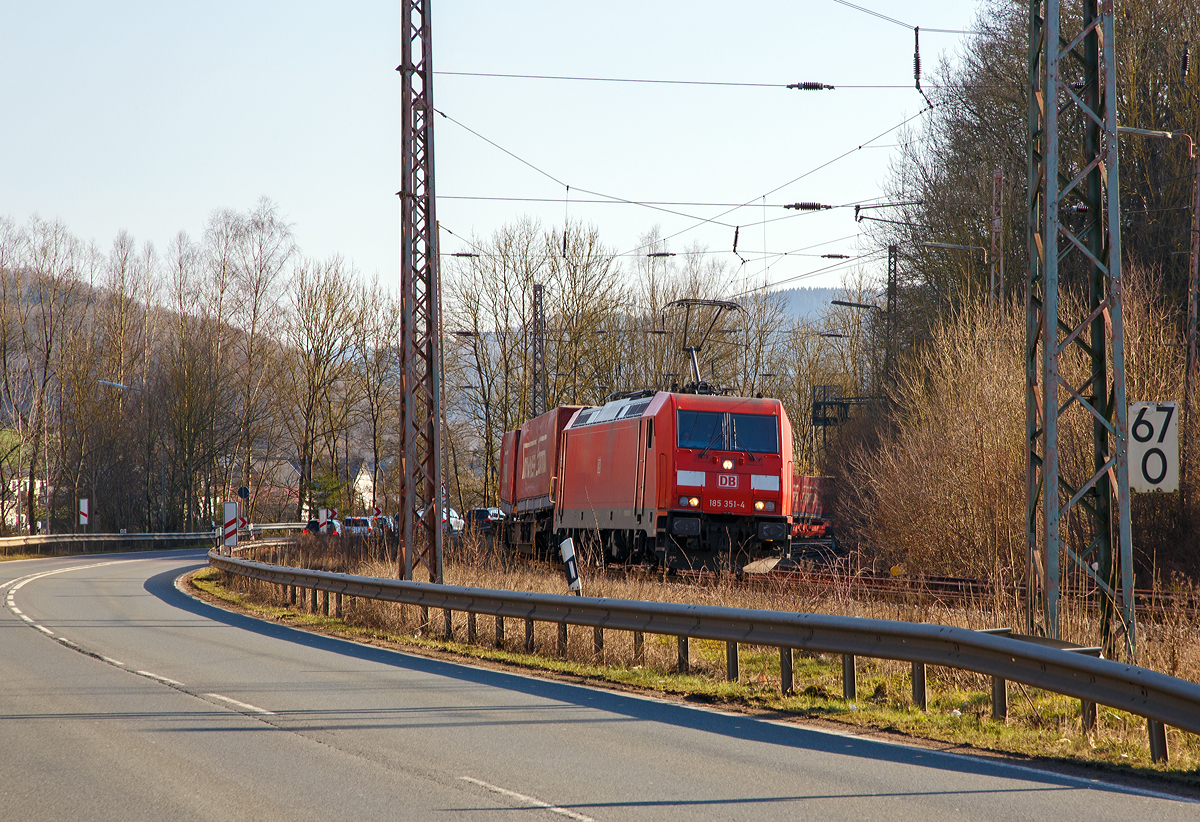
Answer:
[233,535,1199,620]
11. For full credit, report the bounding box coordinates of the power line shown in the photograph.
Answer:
[619,105,934,257]
[728,249,886,298]
[434,108,747,229]
[827,0,980,34]
[439,195,813,208]
[435,70,914,89]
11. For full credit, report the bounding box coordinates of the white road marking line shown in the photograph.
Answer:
[35,625,54,636]
[205,693,275,715]
[460,777,595,822]
[101,656,124,667]
[57,638,80,649]
[19,614,32,623]
[10,606,21,614]
[136,671,185,687]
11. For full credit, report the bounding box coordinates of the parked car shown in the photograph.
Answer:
[343,516,376,536]
[417,506,464,534]
[464,507,505,534]
[304,518,341,535]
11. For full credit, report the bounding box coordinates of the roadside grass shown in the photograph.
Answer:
[193,562,1200,780]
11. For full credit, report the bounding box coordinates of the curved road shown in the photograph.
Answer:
[0,550,1193,821]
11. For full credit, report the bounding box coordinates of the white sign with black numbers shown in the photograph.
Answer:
[1129,401,1179,493]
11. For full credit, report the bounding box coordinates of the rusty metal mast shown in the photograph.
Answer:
[1026,0,1134,658]
[398,0,443,583]
[531,283,547,416]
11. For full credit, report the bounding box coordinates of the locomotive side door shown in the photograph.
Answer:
[634,417,649,524]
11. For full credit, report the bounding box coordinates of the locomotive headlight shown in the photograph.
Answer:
[688,497,700,508]
[678,496,689,507]
[765,501,776,512]
[721,459,734,471]
[754,500,765,511]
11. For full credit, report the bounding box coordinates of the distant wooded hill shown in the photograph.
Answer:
[770,287,839,321]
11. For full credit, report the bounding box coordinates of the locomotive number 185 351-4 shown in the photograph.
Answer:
[711,499,747,510]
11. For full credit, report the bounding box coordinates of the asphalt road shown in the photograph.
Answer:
[0,550,1194,821]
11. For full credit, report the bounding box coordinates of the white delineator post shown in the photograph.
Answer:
[558,537,582,595]
[79,498,88,529]
[223,501,238,554]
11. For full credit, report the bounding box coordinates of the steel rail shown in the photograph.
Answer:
[209,550,1200,737]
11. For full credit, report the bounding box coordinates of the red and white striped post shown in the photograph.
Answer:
[223,501,238,554]
[79,498,88,530]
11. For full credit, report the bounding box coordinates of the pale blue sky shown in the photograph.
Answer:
[1,1,980,292]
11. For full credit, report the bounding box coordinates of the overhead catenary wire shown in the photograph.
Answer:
[435,70,952,89]
[618,105,934,257]
[434,108,754,230]
[826,0,981,35]
[727,249,887,299]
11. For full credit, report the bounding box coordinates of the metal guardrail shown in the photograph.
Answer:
[208,550,1200,759]
[247,523,306,535]
[0,532,215,553]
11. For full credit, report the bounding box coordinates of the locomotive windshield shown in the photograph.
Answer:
[677,410,779,454]
[677,410,724,450]
[731,413,779,454]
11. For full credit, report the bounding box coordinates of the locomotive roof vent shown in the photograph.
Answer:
[568,393,656,429]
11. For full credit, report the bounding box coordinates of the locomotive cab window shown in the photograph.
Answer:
[731,413,780,454]
[677,410,780,454]
[677,410,724,450]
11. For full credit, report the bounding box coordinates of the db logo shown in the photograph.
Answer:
[717,474,738,488]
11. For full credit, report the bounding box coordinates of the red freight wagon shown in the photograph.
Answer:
[501,389,796,571]
[792,474,832,539]
[498,406,582,555]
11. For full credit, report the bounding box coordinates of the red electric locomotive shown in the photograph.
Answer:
[499,389,797,571]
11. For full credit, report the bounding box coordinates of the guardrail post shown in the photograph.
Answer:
[780,647,794,695]
[495,615,505,648]
[309,586,317,613]
[288,585,296,605]
[593,627,604,660]
[1148,719,1169,763]
[633,631,645,666]
[912,661,927,711]
[467,612,477,644]
[677,636,689,674]
[321,589,329,616]
[525,617,535,652]
[1082,699,1096,732]
[991,676,1007,721]
[558,622,567,657]
[842,654,856,701]
[335,592,343,618]
[421,606,430,632]
[726,641,739,682]
[445,608,454,640]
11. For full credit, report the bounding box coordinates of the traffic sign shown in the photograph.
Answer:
[1129,401,1179,493]
[223,500,239,549]
[238,486,249,500]
[373,506,382,517]
[79,498,88,526]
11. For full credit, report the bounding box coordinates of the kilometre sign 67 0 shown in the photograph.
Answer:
[1129,401,1179,493]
